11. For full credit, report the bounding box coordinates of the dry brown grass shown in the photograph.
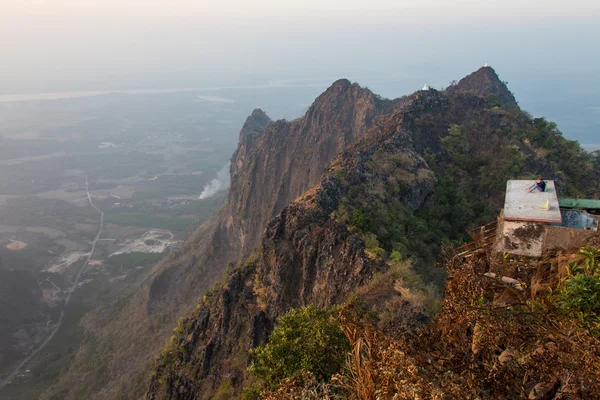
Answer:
[265,372,344,400]
[332,246,600,399]
[357,260,440,330]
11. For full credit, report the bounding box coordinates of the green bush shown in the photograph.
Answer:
[558,275,600,325]
[248,306,350,389]
[558,247,600,332]
[241,383,262,400]
[350,208,368,230]
[390,249,404,263]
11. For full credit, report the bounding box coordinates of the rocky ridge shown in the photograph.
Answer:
[44,66,599,399]
[41,77,414,399]
[145,67,599,398]
[445,66,518,108]
[146,93,438,399]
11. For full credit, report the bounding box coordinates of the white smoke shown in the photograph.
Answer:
[199,162,231,200]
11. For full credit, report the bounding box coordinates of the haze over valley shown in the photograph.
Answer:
[0,84,322,397]
[0,0,599,399]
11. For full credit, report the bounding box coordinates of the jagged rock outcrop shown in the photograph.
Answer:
[145,67,600,398]
[42,78,413,400]
[445,66,517,108]
[239,109,271,145]
[220,79,411,257]
[146,104,438,398]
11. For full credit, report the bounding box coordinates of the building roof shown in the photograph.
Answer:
[503,180,562,223]
[559,198,600,210]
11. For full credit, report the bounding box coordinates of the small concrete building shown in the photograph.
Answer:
[496,180,598,257]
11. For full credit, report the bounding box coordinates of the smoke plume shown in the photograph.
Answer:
[199,162,230,200]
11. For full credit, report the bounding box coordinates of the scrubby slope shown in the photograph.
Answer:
[328,239,600,399]
[146,69,599,399]
[147,93,436,399]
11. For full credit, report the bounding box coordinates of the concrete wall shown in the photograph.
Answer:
[543,226,598,252]
[496,216,599,257]
[496,220,546,257]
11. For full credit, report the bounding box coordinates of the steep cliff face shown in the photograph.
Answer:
[445,66,517,108]
[220,79,411,257]
[149,81,410,312]
[42,79,413,399]
[146,99,438,398]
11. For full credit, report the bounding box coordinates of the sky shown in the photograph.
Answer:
[1,0,599,93]
[3,0,599,18]
[1,0,599,145]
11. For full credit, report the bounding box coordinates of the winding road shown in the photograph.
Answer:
[0,175,104,391]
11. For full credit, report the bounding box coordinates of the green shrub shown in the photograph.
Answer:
[363,232,386,258]
[248,306,350,389]
[558,274,600,327]
[241,383,262,400]
[559,248,600,332]
[579,246,600,275]
[350,208,368,230]
[390,249,403,263]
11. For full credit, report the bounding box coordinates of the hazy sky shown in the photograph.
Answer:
[3,0,599,18]
[1,0,599,94]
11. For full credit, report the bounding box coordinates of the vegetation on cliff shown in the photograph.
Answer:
[146,68,600,399]
[256,241,600,399]
[248,306,349,390]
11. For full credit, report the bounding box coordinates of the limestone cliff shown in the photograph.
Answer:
[147,93,438,399]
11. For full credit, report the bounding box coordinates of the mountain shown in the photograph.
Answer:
[145,71,599,398]
[40,78,414,399]
[41,67,599,399]
[445,66,517,108]
[219,79,412,258]
[146,92,438,399]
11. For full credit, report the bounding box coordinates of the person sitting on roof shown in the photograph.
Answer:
[526,177,546,192]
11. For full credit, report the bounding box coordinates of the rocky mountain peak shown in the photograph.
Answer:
[446,66,517,108]
[219,79,410,259]
[238,108,271,144]
[307,79,371,118]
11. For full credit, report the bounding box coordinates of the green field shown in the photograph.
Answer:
[104,213,193,232]
[106,252,164,270]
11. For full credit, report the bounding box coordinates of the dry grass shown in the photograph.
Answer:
[332,245,600,399]
[358,260,440,327]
